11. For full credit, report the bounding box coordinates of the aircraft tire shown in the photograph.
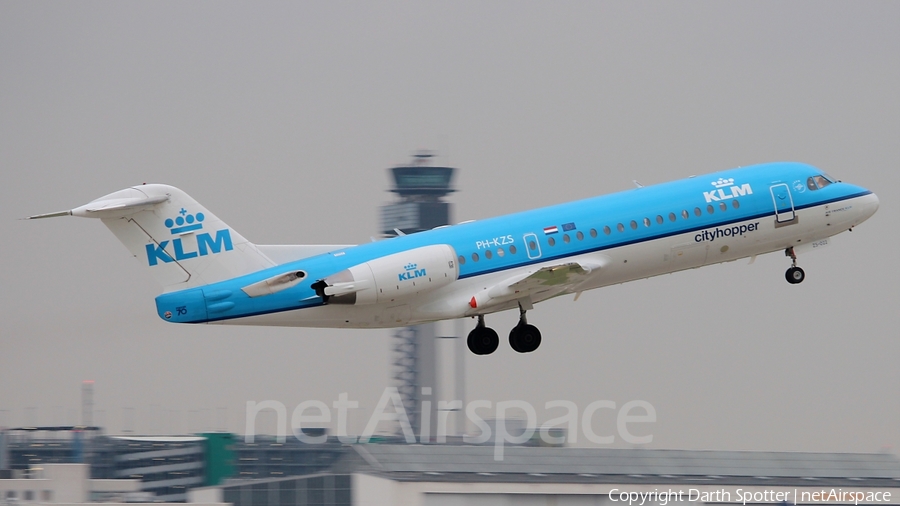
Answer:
[509,324,542,353]
[468,326,499,355]
[785,266,805,284]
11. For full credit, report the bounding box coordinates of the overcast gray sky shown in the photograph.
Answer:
[1,1,898,453]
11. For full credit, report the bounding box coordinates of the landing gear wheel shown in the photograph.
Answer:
[785,266,805,284]
[509,324,542,353]
[467,321,499,355]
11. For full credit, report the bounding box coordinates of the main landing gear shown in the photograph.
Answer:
[509,304,541,354]
[467,305,542,355]
[784,247,806,284]
[467,315,499,355]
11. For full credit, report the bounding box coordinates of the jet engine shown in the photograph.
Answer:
[312,244,458,305]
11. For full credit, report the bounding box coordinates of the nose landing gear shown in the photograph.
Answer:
[785,247,806,284]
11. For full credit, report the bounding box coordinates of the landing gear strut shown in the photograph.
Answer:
[784,247,806,284]
[509,304,542,353]
[467,315,499,355]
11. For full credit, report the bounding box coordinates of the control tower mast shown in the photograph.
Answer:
[380,152,463,440]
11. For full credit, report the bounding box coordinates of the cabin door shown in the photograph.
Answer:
[769,183,796,224]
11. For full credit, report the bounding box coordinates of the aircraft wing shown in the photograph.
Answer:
[467,258,607,312]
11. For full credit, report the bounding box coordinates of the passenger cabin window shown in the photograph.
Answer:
[509,245,517,254]
[630,220,638,230]
[497,248,505,257]
[656,215,664,224]
[548,237,556,246]
[669,212,677,222]
[617,223,625,232]
[458,255,466,265]
[719,202,727,211]
[576,231,584,240]
[707,205,715,214]
[643,217,651,227]
[471,252,479,262]
[732,200,740,209]
[485,250,493,259]
[682,210,689,219]
[603,226,610,235]
[529,240,537,250]
[694,207,702,217]
[563,234,571,243]
[590,228,598,238]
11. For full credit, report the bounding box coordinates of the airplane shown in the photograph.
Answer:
[28,162,878,355]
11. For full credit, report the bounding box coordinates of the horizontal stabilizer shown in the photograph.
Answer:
[27,190,170,220]
[26,210,73,220]
[77,195,170,216]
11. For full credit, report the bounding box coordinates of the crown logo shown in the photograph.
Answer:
[165,208,205,234]
[404,263,418,271]
[711,178,735,189]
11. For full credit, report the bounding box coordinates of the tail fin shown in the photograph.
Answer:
[30,184,274,291]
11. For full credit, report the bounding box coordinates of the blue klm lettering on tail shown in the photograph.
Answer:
[146,229,233,266]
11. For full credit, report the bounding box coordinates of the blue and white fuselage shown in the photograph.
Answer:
[30,162,878,354]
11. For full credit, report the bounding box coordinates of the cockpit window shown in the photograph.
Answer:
[814,175,832,189]
[807,175,834,190]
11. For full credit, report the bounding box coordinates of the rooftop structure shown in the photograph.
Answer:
[195,444,900,506]
[338,444,900,487]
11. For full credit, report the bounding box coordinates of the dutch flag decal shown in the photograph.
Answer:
[543,226,558,235]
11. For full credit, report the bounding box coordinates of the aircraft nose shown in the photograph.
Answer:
[853,188,879,225]
[858,191,879,221]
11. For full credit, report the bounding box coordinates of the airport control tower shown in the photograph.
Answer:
[381,153,455,236]
[380,152,462,440]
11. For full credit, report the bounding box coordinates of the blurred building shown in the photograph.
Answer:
[3,429,212,502]
[231,434,343,480]
[89,435,208,502]
[0,463,224,506]
[6,427,900,505]
[1,429,340,503]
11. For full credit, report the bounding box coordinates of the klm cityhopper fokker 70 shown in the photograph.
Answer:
[30,162,878,355]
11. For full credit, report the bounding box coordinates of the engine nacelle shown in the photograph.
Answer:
[313,244,459,305]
